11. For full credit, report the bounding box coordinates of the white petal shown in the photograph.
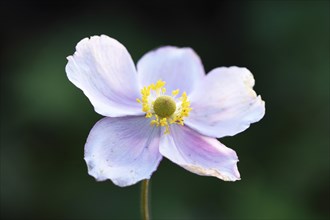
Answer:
[84,116,162,187]
[185,66,265,138]
[160,125,240,181]
[137,46,205,94]
[66,35,142,117]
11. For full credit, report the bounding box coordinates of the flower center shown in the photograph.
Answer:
[153,96,176,118]
[136,80,192,134]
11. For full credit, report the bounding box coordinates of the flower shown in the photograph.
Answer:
[66,35,265,187]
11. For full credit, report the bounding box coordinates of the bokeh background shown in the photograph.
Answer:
[1,1,329,219]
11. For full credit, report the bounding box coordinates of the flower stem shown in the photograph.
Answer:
[141,179,151,220]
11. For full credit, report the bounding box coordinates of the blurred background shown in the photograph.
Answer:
[1,1,329,219]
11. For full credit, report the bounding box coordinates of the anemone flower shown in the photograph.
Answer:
[66,35,265,187]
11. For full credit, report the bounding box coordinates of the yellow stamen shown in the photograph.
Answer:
[137,80,191,134]
[172,89,179,96]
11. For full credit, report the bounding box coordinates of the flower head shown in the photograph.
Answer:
[66,35,265,187]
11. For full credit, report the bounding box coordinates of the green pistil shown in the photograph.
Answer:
[153,95,176,118]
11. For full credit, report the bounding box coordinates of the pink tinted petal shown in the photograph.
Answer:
[84,116,162,187]
[186,66,265,138]
[66,35,142,117]
[160,125,240,181]
[137,46,205,94]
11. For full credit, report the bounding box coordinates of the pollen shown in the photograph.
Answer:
[137,80,192,134]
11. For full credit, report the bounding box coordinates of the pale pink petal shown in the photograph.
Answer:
[185,66,265,138]
[160,125,240,181]
[66,35,142,117]
[84,116,162,187]
[137,46,205,94]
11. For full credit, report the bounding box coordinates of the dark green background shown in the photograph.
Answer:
[1,1,329,219]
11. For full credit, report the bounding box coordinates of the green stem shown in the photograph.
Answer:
[141,179,151,220]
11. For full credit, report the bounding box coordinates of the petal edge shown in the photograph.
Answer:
[186,66,265,138]
[160,125,240,181]
[137,46,205,94]
[66,35,142,117]
[85,116,162,187]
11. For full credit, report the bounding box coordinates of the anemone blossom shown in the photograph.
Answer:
[66,35,265,187]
